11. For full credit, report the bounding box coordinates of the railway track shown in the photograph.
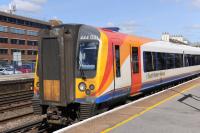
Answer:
[0,89,34,123]
[0,101,32,113]
[0,89,33,106]
[3,119,48,133]
[0,111,34,123]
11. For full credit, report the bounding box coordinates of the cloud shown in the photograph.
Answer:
[0,5,8,11]
[106,20,140,34]
[190,24,200,29]
[162,0,200,8]
[191,0,200,8]
[184,24,200,31]
[30,0,47,4]
[0,0,47,13]
[107,22,115,27]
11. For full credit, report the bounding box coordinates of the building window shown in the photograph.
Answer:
[0,25,8,32]
[27,50,37,55]
[34,51,38,55]
[17,29,26,34]
[11,39,18,44]
[0,15,50,29]
[0,49,8,55]
[0,37,8,43]
[18,40,25,45]
[11,49,20,54]
[27,40,38,46]
[21,50,26,55]
[27,30,38,36]
[10,27,26,35]
[10,27,16,33]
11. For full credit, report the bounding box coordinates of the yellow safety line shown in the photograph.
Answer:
[101,84,199,133]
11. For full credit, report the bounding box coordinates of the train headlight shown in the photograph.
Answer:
[85,89,91,95]
[78,82,86,91]
[89,84,95,90]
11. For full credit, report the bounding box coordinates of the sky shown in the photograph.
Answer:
[0,0,200,42]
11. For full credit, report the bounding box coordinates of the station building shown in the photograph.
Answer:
[0,11,51,65]
[161,32,189,45]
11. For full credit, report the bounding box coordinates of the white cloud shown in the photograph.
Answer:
[106,20,140,34]
[191,24,200,29]
[30,0,47,4]
[191,0,200,7]
[119,20,140,34]
[163,0,200,8]
[0,5,8,12]
[186,24,200,32]
[0,0,47,13]
[107,22,115,27]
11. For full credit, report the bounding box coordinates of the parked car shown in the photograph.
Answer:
[0,68,22,75]
[0,68,5,75]
[17,64,32,73]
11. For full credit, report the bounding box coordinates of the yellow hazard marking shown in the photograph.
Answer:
[102,84,199,133]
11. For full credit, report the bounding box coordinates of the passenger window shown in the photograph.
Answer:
[157,52,166,70]
[132,47,139,73]
[115,45,121,77]
[175,54,183,68]
[166,53,175,69]
[143,52,156,72]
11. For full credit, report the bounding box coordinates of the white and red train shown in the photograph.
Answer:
[33,24,200,124]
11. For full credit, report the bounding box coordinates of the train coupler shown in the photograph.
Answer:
[46,106,71,125]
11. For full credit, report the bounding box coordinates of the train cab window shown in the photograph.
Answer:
[143,52,156,72]
[132,47,139,73]
[115,45,121,77]
[79,41,99,70]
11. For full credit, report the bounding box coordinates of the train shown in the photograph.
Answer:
[33,24,200,125]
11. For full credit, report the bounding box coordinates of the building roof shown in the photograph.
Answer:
[0,11,50,26]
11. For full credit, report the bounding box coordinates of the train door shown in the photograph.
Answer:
[113,44,121,93]
[130,46,142,95]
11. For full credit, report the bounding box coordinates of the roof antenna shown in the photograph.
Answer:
[8,1,16,14]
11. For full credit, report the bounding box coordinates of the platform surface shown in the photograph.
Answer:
[110,84,200,133]
[55,78,200,133]
[0,73,34,82]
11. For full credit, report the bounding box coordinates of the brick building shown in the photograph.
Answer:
[0,11,51,65]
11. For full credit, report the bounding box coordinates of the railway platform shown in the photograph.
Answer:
[55,77,200,133]
[0,73,34,82]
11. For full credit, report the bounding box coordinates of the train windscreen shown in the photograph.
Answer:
[78,41,99,70]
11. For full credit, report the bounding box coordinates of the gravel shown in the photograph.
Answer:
[0,114,46,132]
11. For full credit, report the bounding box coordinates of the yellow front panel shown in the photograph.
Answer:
[75,31,109,99]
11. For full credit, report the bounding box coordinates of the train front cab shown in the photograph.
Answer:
[34,24,108,124]
[34,24,149,124]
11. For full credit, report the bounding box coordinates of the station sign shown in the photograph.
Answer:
[13,52,21,61]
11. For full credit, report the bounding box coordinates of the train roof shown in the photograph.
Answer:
[142,41,200,55]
